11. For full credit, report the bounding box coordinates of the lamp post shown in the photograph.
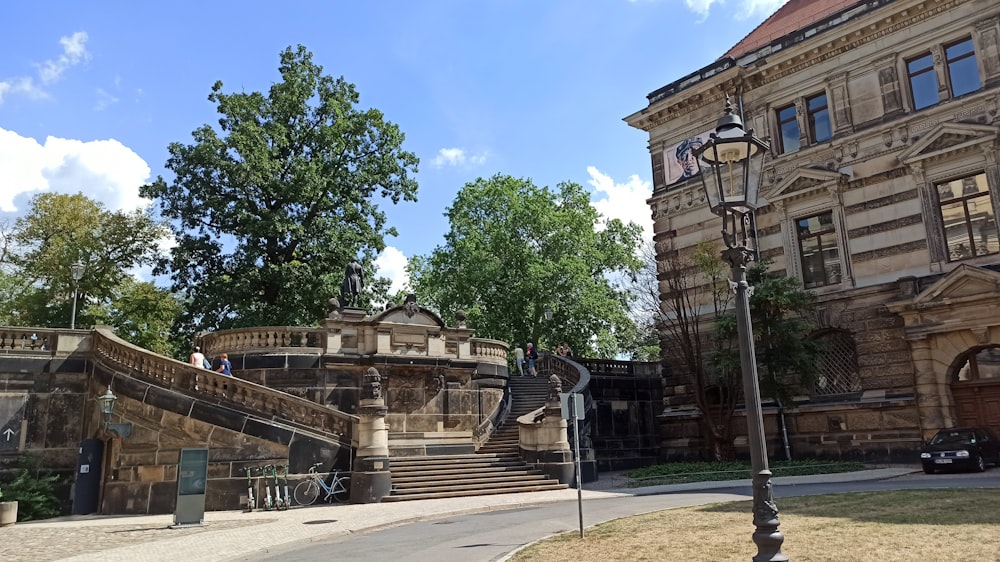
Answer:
[70,260,86,330]
[693,97,786,561]
[96,387,132,439]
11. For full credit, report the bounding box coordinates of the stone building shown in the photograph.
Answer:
[625,0,1000,461]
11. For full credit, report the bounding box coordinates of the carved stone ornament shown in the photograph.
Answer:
[427,369,446,395]
[363,367,383,401]
[547,374,563,403]
[403,293,418,318]
[455,310,468,328]
[327,297,342,318]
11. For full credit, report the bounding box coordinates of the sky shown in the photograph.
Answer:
[0,0,788,293]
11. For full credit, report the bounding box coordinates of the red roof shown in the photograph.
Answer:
[724,0,863,59]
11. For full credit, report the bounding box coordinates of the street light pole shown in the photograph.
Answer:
[694,97,786,561]
[70,260,86,330]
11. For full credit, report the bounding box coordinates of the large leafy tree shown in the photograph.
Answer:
[409,174,643,357]
[9,192,167,330]
[141,45,418,337]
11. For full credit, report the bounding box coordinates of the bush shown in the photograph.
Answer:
[1,456,63,521]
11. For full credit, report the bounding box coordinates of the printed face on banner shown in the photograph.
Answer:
[662,128,714,186]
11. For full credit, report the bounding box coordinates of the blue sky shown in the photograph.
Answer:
[0,0,787,291]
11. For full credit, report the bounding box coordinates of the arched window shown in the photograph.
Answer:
[812,329,861,396]
[955,346,1000,381]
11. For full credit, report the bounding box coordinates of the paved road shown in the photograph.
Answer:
[234,472,1000,562]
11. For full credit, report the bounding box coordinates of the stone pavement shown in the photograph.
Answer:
[1,467,917,562]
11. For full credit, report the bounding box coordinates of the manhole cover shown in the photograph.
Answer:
[303,519,338,525]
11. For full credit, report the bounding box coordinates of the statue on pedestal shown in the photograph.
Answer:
[340,258,364,307]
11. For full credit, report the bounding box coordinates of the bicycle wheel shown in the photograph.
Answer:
[331,477,351,503]
[293,480,321,506]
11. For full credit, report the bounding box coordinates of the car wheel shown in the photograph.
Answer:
[923,465,935,474]
[974,454,985,473]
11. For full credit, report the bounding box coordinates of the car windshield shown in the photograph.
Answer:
[929,431,976,445]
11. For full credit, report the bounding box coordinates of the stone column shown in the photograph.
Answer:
[534,375,574,485]
[908,336,944,439]
[351,367,391,503]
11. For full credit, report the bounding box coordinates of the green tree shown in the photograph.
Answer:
[714,259,819,410]
[650,239,739,460]
[88,278,183,356]
[409,174,643,357]
[9,192,167,330]
[141,45,418,339]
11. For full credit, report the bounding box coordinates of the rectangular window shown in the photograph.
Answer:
[777,104,799,154]
[936,173,998,261]
[907,53,939,110]
[797,212,841,289]
[945,38,980,98]
[806,93,831,143]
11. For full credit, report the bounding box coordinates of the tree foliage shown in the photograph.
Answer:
[409,174,643,357]
[7,192,167,333]
[140,45,418,338]
[652,238,740,460]
[714,258,819,406]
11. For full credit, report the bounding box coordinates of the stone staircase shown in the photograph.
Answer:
[383,374,567,501]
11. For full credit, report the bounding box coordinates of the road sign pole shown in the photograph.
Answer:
[572,392,583,538]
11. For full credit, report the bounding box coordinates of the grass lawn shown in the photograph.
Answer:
[510,489,1000,562]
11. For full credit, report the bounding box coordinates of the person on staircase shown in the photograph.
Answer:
[513,343,525,376]
[526,342,538,377]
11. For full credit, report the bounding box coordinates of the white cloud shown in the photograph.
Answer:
[430,147,487,168]
[94,88,119,111]
[587,166,653,241]
[0,127,151,213]
[374,246,410,295]
[0,31,89,104]
[684,0,789,19]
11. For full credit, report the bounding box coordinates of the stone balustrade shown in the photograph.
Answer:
[91,327,358,441]
[0,328,61,352]
[198,327,325,356]
[470,338,509,362]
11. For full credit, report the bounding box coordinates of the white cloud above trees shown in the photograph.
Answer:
[0,31,89,104]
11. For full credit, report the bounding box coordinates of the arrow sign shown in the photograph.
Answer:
[3,428,14,441]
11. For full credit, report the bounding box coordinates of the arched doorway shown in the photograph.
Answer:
[950,346,1000,430]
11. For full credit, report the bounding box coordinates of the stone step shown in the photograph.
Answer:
[392,473,551,489]
[390,478,564,495]
[391,466,541,480]
[382,482,568,502]
[391,459,524,472]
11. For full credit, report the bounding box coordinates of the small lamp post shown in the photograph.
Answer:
[96,387,132,439]
[693,96,786,561]
[70,260,86,330]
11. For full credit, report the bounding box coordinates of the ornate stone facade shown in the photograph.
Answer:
[626,0,1000,460]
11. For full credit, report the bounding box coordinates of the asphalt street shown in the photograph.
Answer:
[233,472,1000,562]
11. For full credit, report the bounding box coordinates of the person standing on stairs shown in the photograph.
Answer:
[526,342,538,377]
[514,343,525,376]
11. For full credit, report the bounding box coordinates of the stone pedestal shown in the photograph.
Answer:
[535,403,574,485]
[351,368,392,503]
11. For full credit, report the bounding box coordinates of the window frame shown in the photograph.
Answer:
[805,92,831,144]
[905,52,938,110]
[796,210,843,289]
[934,172,999,262]
[775,103,800,154]
[944,37,980,99]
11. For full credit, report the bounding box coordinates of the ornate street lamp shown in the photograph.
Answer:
[70,260,86,330]
[96,387,132,439]
[693,96,786,562]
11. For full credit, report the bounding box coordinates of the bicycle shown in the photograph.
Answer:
[293,462,351,505]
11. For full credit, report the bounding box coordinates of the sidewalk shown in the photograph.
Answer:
[1,467,917,562]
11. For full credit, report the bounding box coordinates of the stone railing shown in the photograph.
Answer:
[469,338,509,362]
[91,327,357,442]
[198,327,325,356]
[0,328,61,352]
[577,358,661,378]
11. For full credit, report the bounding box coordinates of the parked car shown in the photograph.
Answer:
[920,427,1000,474]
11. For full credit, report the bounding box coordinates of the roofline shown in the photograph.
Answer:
[643,0,895,107]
